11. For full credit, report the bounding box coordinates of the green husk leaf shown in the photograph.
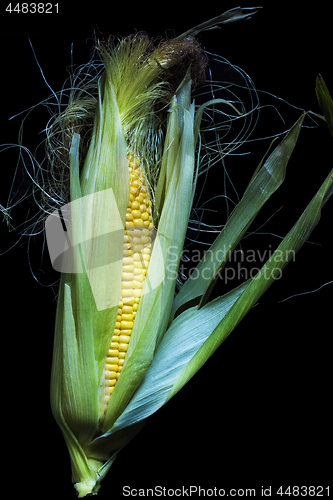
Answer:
[169,166,333,397]
[178,6,262,38]
[316,74,333,139]
[101,74,196,433]
[171,113,305,318]
[106,166,333,429]
[105,281,251,434]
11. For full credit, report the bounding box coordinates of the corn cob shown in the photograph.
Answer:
[103,155,154,413]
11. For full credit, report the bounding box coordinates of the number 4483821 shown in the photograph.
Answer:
[6,3,59,13]
[276,486,329,497]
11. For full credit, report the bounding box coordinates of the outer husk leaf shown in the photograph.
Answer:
[316,74,333,139]
[170,166,333,395]
[101,74,196,432]
[171,113,305,318]
[50,68,130,495]
[105,165,333,426]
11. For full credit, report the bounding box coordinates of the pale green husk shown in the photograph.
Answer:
[47,12,333,498]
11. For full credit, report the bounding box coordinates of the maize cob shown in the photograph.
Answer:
[103,155,154,413]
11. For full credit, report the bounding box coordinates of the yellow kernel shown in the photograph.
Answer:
[123,257,134,266]
[119,335,131,344]
[120,329,132,335]
[125,221,134,228]
[122,297,135,306]
[123,264,134,272]
[122,305,133,314]
[118,358,125,365]
[142,212,149,221]
[122,272,134,281]
[134,289,142,298]
[133,253,143,262]
[121,313,134,321]
[108,350,119,358]
[133,280,144,289]
[126,213,133,222]
[131,200,140,210]
[135,228,146,238]
[107,357,119,364]
[132,210,142,219]
[121,288,134,297]
[119,343,129,352]
[110,342,119,349]
[133,218,144,226]
[133,268,144,276]
[120,320,134,330]
[133,273,144,282]
[119,352,126,359]
[141,236,151,245]
[105,365,119,375]
[132,244,143,253]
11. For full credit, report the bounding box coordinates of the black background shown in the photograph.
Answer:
[1,2,331,498]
